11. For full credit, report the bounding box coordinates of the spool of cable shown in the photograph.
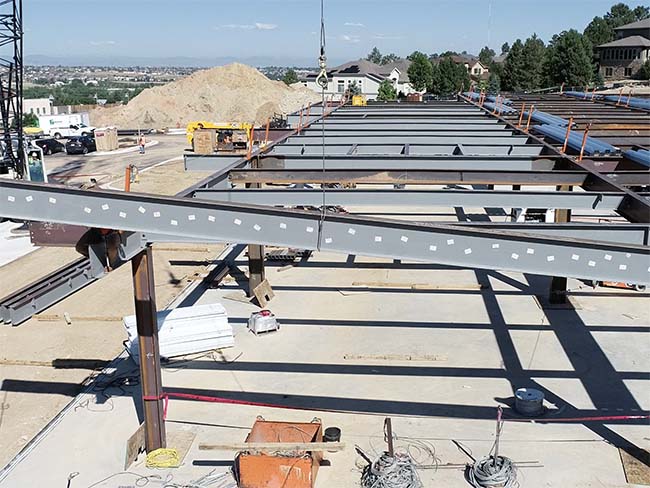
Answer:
[324,427,342,453]
[514,388,544,416]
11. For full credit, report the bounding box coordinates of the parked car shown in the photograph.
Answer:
[33,138,65,155]
[65,136,96,155]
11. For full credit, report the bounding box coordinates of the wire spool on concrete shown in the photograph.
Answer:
[466,456,518,488]
[514,388,544,416]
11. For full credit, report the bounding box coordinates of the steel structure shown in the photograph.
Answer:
[503,93,650,151]
[2,98,650,456]
[0,0,23,175]
[2,100,650,327]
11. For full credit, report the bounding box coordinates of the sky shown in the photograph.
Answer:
[22,0,639,65]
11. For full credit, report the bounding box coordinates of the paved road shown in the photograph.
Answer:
[45,134,188,186]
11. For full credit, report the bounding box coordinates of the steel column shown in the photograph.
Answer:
[131,247,166,452]
[550,186,572,304]
[247,156,265,297]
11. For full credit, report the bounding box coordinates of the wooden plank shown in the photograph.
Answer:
[253,279,274,308]
[199,442,345,452]
[124,423,146,470]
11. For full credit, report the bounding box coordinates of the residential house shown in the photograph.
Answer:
[302,59,418,100]
[447,55,490,81]
[597,18,650,79]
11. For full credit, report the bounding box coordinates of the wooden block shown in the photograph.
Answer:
[253,279,274,308]
[124,423,145,470]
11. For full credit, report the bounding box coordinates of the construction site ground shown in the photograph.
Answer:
[0,143,220,470]
[0,200,648,486]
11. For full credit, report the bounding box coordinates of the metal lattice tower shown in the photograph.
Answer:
[0,0,23,177]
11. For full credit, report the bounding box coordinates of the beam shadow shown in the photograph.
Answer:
[165,360,650,381]
[226,316,650,333]
[2,379,647,427]
[476,269,650,466]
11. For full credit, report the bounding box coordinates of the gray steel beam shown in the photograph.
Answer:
[284,136,529,145]
[311,119,503,126]
[183,154,241,173]
[185,155,551,172]
[258,156,548,171]
[143,224,649,247]
[228,169,646,186]
[302,124,510,131]
[1,180,649,284]
[193,188,628,211]
[269,144,544,157]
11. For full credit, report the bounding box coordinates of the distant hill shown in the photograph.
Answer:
[25,54,337,68]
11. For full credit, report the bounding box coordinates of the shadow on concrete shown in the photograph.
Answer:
[476,269,650,467]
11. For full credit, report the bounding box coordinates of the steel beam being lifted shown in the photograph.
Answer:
[193,188,632,211]
[1,179,649,284]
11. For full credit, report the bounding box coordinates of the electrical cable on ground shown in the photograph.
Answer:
[361,451,423,488]
[146,448,181,469]
[358,423,438,488]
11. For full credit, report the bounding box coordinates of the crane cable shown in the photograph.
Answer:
[316,0,328,250]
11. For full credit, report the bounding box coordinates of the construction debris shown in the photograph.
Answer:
[90,63,320,129]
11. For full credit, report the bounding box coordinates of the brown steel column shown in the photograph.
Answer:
[549,185,572,304]
[131,247,166,451]
[247,155,265,297]
[247,243,265,296]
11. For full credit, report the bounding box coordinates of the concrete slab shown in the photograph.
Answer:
[0,248,647,487]
[0,222,37,268]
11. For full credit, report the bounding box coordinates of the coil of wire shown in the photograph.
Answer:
[466,455,518,488]
[361,451,423,488]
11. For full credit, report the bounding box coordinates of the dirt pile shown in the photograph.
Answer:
[90,63,320,129]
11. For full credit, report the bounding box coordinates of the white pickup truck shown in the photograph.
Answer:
[37,113,95,139]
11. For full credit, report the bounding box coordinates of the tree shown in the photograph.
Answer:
[407,52,434,91]
[605,3,649,27]
[637,60,650,80]
[502,34,548,93]
[377,80,397,101]
[380,53,401,65]
[431,56,470,96]
[520,34,546,90]
[23,113,38,127]
[282,69,298,85]
[366,47,383,64]
[502,39,526,91]
[487,73,501,94]
[479,46,496,65]
[584,3,650,47]
[584,16,614,48]
[407,50,427,62]
[500,42,510,55]
[543,30,594,87]
[345,81,361,98]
